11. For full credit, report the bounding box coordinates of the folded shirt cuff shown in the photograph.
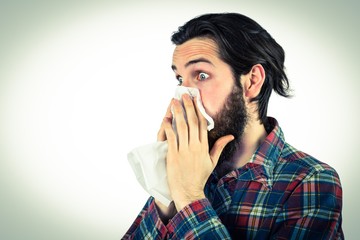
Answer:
[147,197,169,238]
[167,198,218,236]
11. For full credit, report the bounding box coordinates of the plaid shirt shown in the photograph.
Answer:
[123,117,343,239]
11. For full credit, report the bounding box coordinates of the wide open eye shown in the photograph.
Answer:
[176,76,183,86]
[197,72,209,81]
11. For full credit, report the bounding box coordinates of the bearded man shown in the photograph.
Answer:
[123,13,343,239]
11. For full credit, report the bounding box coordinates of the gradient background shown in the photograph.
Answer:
[0,0,359,239]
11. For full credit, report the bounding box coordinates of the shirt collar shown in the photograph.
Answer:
[251,117,284,165]
[213,117,285,189]
[247,117,285,188]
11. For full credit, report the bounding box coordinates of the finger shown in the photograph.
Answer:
[157,117,172,141]
[164,99,173,119]
[172,99,188,149]
[157,100,173,141]
[163,116,178,152]
[182,94,199,143]
[194,96,208,143]
[209,135,234,166]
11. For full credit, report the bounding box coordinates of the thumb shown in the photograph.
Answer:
[209,135,234,166]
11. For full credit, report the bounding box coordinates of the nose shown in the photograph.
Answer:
[180,78,196,88]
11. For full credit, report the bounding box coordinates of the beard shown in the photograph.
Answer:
[207,84,248,177]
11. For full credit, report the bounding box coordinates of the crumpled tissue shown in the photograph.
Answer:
[127,86,214,206]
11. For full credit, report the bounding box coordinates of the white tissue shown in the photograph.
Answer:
[172,86,214,131]
[127,86,214,206]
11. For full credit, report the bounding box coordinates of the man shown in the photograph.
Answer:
[123,13,343,239]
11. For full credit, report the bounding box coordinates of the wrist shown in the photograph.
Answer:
[174,193,206,211]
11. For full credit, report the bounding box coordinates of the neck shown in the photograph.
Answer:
[232,119,267,168]
[216,118,267,177]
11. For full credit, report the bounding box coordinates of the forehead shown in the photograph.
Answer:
[172,38,220,65]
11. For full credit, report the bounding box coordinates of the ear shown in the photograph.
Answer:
[243,64,265,100]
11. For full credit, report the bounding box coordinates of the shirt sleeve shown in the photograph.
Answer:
[122,197,168,239]
[123,197,231,240]
[167,198,232,239]
[273,167,344,240]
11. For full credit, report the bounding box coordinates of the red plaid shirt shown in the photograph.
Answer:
[123,117,343,239]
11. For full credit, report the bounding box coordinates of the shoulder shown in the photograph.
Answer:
[272,146,343,240]
[275,142,341,187]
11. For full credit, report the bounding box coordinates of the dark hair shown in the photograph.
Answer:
[171,13,291,125]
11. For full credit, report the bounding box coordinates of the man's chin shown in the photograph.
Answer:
[214,138,238,176]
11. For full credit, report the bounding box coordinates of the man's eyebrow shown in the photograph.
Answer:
[171,57,214,71]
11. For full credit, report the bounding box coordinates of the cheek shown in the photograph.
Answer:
[200,90,228,117]
[197,73,235,117]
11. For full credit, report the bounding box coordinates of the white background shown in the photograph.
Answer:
[0,0,359,239]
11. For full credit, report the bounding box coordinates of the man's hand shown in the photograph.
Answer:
[159,94,234,211]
